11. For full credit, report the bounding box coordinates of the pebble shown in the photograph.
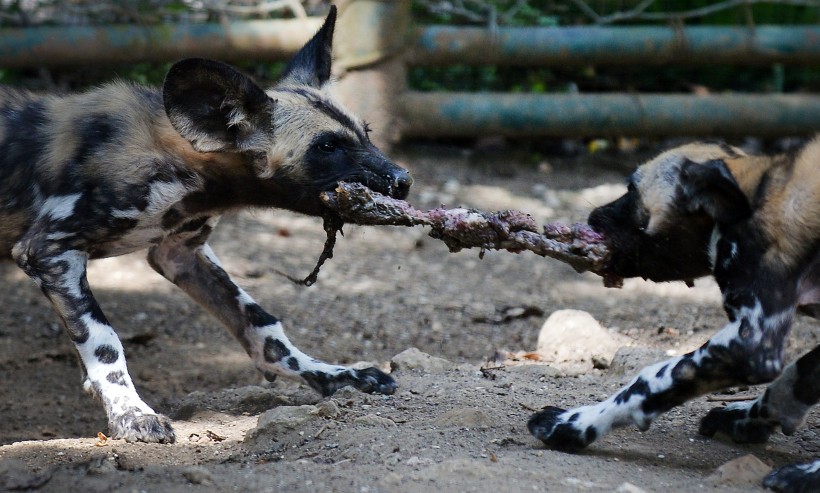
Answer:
[0,459,52,490]
[609,346,669,376]
[615,482,647,493]
[433,408,493,428]
[391,347,455,373]
[536,310,628,365]
[246,405,320,441]
[315,400,341,418]
[353,414,397,427]
[706,454,772,486]
[182,466,213,485]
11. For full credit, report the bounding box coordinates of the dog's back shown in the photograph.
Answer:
[0,83,211,259]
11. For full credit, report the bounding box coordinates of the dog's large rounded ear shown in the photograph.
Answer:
[163,58,275,153]
[278,5,336,88]
[680,158,751,224]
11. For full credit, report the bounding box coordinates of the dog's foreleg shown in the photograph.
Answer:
[528,297,794,451]
[12,241,175,443]
[147,232,396,397]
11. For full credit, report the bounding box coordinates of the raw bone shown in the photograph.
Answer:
[320,182,623,288]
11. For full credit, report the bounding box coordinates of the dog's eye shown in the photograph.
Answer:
[318,141,338,153]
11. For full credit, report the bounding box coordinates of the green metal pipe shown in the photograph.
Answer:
[400,92,820,137]
[410,25,820,66]
[0,18,323,67]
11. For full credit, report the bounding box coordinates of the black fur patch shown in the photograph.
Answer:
[263,336,290,363]
[246,304,279,327]
[793,345,820,406]
[74,114,121,163]
[107,370,127,386]
[0,100,47,205]
[94,344,119,364]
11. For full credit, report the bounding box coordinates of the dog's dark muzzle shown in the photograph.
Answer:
[386,168,413,200]
[357,157,413,200]
[589,198,714,283]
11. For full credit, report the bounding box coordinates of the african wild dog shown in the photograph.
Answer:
[1,6,412,444]
[528,138,820,492]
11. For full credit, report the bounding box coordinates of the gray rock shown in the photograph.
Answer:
[173,385,291,419]
[181,465,213,485]
[391,347,455,373]
[609,347,668,376]
[315,400,341,418]
[0,459,53,490]
[246,405,320,441]
[706,454,772,486]
[615,482,648,493]
[353,414,397,427]
[536,310,629,366]
[433,408,493,428]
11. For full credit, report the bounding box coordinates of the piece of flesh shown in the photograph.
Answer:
[320,182,623,288]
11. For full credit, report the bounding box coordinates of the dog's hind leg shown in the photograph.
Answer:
[700,343,820,442]
[147,227,397,397]
[12,240,175,443]
[696,344,820,492]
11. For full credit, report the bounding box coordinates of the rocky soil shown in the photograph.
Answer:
[2,143,819,492]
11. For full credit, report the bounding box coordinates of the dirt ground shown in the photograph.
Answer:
[2,143,819,493]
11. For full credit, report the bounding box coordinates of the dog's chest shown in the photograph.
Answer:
[39,179,209,259]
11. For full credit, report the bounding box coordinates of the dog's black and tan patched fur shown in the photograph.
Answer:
[528,137,820,492]
[1,7,412,444]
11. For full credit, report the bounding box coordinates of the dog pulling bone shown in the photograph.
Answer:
[319,182,623,288]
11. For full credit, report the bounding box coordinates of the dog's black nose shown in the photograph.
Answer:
[392,170,413,199]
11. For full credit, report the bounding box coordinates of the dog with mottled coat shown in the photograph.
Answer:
[0,7,412,444]
[528,138,820,493]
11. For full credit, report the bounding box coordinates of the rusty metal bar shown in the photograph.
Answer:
[410,25,820,66]
[0,18,323,67]
[400,92,820,137]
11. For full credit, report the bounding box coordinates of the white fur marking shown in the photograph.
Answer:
[38,193,82,221]
[53,250,88,299]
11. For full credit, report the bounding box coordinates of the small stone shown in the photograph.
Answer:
[353,414,397,427]
[609,347,668,376]
[315,400,341,418]
[706,454,772,486]
[182,466,213,485]
[246,405,320,441]
[433,408,493,428]
[536,310,628,366]
[0,459,53,490]
[591,354,610,369]
[84,454,117,475]
[391,348,455,373]
[405,456,435,467]
[616,482,648,493]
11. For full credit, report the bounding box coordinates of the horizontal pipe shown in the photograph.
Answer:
[410,25,820,66]
[400,92,820,137]
[0,18,323,67]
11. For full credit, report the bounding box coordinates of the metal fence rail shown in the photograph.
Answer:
[409,25,820,66]
[400,92,820,137]
[0,0,817,140]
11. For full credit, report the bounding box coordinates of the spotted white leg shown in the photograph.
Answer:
[529,297,794,451]
[12,244,174,443]
[147,230,396,397]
